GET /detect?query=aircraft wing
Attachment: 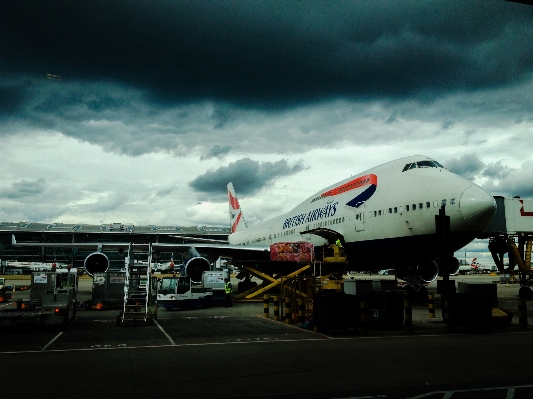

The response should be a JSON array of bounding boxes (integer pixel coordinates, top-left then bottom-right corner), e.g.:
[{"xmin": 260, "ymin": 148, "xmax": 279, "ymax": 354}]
[
  {"xmin": 12, "ymin": 235, "xmax": 145, "ymax": 253},
  {"xmin": 151, "ymin": 242, "xmax": 270, "ymax": 261},
  {"xmin": 169, "ymin": 235, "xmax": 229, "ymax": 244},
  {"xmin": 12, "ymin": 235, "xmax": 270, "ymax": 260}
]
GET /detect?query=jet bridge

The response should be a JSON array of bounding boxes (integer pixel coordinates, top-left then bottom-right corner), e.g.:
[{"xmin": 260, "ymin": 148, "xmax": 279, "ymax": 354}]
[{"xmin": 480, "ymin": 196, "xmax": 533, "ymax": 299}]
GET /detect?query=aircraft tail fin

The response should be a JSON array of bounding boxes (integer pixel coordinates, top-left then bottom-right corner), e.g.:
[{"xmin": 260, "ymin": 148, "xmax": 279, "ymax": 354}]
[{"xmin": 227, "ymin": 182, "xmax": 247, "ymax": 233}]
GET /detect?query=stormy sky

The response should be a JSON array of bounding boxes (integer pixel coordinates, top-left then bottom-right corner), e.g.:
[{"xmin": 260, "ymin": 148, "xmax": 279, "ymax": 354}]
[{"xmin": 1, "ymin": 1, "xmax": 533, "ymax": 266}]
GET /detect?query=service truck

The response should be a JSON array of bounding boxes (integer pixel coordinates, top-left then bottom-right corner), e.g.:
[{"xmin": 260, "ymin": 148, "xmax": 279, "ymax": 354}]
[
  {"xmin": 0, "ymin": 277, "xmax": 12, "ymax": 303},
  {"xmin": 0, "ymin": 268, "xmax": 78, "ymax": 327},
  {"xmin": 157, "ymin": 275, "xmax": 213, "ymax": 310}
]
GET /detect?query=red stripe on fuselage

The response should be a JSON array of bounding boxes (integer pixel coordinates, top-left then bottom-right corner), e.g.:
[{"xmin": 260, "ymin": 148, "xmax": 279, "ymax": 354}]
[{"xmin": 320, "ymin": 174, "xmax": 377, "ymax": 198}]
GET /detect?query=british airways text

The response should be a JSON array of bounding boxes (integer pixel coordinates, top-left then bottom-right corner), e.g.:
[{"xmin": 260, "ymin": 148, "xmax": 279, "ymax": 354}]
[{"xmin": 282, "ymin": 202, "xmax": 338, "ymax": 229}]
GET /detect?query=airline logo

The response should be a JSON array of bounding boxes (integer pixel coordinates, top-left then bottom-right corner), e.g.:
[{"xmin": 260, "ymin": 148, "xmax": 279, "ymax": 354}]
[
  {"xmin": 228, "ymin": 190, "xmax": 242, "ymax": 233},
  {"xmin": 315, "ymin": 173, "xmax": 378, "ymax": 208}
]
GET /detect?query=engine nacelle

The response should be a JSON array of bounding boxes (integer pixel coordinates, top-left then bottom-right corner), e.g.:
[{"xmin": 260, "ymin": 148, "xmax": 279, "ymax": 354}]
[
  {"xmin": 84, "ymin": 252, "xmax": 109, "ymax": 277},
  {"xmin": 437, "ymin": 256, "xmax": 460, "ymax": 277},
  {"xmin": 181, "ymin": 257, "xmax": 210, "ymax": 283},
  {"xmin": 417, "ymin": 261, "xmax": 439, "ymax": 283}
]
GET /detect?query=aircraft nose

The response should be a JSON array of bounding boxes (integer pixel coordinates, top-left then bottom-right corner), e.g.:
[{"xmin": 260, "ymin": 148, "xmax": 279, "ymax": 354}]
[{"xmin": 459, "ymin": 186, "xmax": 496, "ymax": 229}]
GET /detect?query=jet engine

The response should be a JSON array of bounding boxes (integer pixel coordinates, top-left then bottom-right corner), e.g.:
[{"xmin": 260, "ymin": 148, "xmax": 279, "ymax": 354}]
[
  {"xmin": 84, "ymin": 252, "xmax": 109, "ymax": 276},
  {"xmin": 397, "ymin": 261, "xmax": 439, "ymax": 284},
  {"xmin": 181, "ymin": 257, "xmax": 210, "ymax": 284},
  {"xmin": 416, "ymin": 261, "xmax": 439, "ymax": 283},
  {"xmin": 436, "ymin": 256, "xmax": 460, "ymax": 277},
  {"xmin": 180, "ymin": 247, "xmax": 211, "ymax": 283}
]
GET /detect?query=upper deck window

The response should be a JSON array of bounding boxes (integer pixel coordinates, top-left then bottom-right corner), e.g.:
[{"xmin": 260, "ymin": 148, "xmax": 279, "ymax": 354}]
[{"xmin": 402, "ymin": 160, "xmax": 444, "ymax": 172}]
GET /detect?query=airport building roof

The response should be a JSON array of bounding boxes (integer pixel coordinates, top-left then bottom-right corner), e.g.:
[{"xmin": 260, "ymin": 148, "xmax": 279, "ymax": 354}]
[{"xmin": 0, "ymin": 222, "xmax": 230, "ymax": 235}]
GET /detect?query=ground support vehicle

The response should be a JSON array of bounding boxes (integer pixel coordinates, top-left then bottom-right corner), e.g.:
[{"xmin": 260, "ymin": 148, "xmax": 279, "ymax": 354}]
[
  {"xmin": 0, "ymin": 268, "xmax": 78, "ymax": 327},
  {"xmin": 0, "ymin": 289, "xmax": 12, "ymax": 303},
  {"xmin": 201, "ymin": 270, "xmax": 230, "ymax": 305},
  {"xmin": 158, "ymin": 275, "xmax": 213, "ymax": 310},
  {"xmin": 84, "ymin": 271, "xmax": 125, "ymax": 310}
]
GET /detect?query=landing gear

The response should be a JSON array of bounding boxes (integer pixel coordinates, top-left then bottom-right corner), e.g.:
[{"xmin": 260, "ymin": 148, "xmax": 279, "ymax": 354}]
[{"xmin": 403, "ymin": 284, "xmax": 428, "ymax": 304}]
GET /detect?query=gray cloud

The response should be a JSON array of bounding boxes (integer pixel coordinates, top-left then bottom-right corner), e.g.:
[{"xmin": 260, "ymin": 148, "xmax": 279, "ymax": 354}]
[
  {"xmin": 189, "ymin": 158, "xmax": 306, "ymax": 197},
  {"xmin": 482, "ymin": 160, "xmax": 533, "ymax": 198},
  {"xmin": 0, "ymin": 178, "xmax": 47, "ymax": 199},
  {"xmin": 482, "ymin": 160, "xmax": 516, "ymax": 180},
  {"xmin": 444, "ymin": 153, "xmax": 486, "ymax": 181},
  {"xmin": 201, "ymin": 145, "xmax": 232, "ymax": 161}
]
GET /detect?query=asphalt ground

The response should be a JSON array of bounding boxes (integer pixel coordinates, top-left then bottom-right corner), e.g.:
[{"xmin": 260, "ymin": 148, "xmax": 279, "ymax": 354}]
[{"xmin": 0, "ymin": 274, "xmax": 532, "ymax": 399}]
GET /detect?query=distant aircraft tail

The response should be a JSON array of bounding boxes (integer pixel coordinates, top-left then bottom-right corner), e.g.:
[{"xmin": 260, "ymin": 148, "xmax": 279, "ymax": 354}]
[{"xmin": 227, "ymin": 182, "xmax": 247, "ymax": 233}]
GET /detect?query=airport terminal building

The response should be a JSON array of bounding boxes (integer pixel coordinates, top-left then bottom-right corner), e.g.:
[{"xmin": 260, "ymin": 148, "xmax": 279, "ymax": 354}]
[{"xmin": 0, "ymin": 222, "xmax": 230, "ymax": 272}]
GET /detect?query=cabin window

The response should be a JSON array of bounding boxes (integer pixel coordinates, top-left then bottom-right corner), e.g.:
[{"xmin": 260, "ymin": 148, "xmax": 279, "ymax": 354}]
[
  {"xmin": 412, "ymin": 204, "xmax": 416, "ymax": 210},
  {"xmin": 406, "ymin": 205, "xmax": 410, "ymax": 211},
  {"xmin": 378, "ymin": 210, "xmax": 381, "ymax": 216},
  {"xmin": 426, "ymin": 202, "xmax": 430, "ymax": 208},
  {"xmin": 374, "ymin": 211, "xmax": 377, "ymax": 217},
  {"xmin": 342, "ymin": 217, "xmax": 344, "ymax": 222},
  {"xmin": 389, "ymin": 208, "xmax": 392, "ymax": 214},
  {"xmin": 442, "ymin": 199, "xmax": 447, "ymax": 206},
  {"xmin": 394, "ymin": 207, "xmax": 398, "ymax": 213},
  {"xmin": 419, "ymin": 203, "xmax": 423, "ymax": 210},
  {"xmin": 451, "ymin": 198, "xmax": 456, "ymax": 205}
]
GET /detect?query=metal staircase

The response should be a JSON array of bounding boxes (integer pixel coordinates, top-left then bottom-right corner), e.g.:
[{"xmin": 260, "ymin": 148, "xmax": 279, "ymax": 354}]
[{"xmin": 117, "ymin": 243, "xmax": 158, "ymax": 325}]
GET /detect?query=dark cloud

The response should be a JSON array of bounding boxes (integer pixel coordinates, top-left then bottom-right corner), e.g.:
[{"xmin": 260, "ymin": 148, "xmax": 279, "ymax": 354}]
[
  {"xmin": 444, "ymin": 153, "xmax": 486, "ymax": 181},
  {"xmin": 189, "ymin": 158, "xmax": 306, "ymax": 197},
  {"xmin": 482, "ymin": 160, "xmax": 516, "ymax": 180},
  {"xmin": 200, "ymin": 145, "xmax": 232, "ymax": 161},
  {"xmin": 0, "ymin": 84, "xmax": 28, "ymax": 116},
  {"xmin": 0, "ymin": 178, "xmax": 47, "ymax": 199},
  {"xmin": 2, "ymin": 1, "xmax": 533, "ymax": 109}
]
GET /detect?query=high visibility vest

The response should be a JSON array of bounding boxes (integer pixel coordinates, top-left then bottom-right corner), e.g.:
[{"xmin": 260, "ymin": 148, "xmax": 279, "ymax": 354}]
[{"xmin": 225, "ymin": 283, "xmax": 232, "ymax": 294}]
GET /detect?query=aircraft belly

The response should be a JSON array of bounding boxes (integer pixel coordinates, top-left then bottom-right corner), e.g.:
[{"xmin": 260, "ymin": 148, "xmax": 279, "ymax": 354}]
[{"xmin": 345, "ymin": 230, "xmax": 481, "ymax": 268}]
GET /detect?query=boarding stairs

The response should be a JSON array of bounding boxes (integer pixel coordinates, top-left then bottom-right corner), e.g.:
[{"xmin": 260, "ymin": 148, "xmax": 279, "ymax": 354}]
[{"xmin": 117, "ymin": 244, "xmax": 157, "ymax": 325}]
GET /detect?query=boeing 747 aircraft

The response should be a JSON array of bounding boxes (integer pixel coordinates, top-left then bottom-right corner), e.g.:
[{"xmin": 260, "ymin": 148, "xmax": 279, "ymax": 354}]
[{"xmin": 13, "ymin": 155, "xmax": 496, "ymax": 297}]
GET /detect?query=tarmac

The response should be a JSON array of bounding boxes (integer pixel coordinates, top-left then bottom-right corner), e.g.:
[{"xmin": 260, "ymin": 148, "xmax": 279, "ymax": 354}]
[{"xmin": 0, "ymin": 274, "xmax": 532, "ymax": 399}]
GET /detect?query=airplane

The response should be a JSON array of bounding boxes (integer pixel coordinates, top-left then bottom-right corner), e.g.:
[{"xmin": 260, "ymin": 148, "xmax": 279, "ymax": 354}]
[{"xmin": 12, "ymin": 155, "xmax": 497, "ymax": 301}]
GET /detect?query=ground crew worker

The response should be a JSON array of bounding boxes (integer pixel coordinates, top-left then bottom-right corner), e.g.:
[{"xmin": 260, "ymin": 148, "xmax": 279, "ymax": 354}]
[
  {"xmin": 224, "ymin": 278, "xmax": 233, "ymax": 308},
  {"xmin": 335, "ymin": 238, "xmax": 343, "ymax": 248}
]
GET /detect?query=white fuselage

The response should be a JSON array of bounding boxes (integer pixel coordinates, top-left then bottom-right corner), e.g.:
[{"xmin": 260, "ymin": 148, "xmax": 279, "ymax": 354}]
[{"xmin": 228, "ymin": 156, "xmax": 495, "ymax": 266}]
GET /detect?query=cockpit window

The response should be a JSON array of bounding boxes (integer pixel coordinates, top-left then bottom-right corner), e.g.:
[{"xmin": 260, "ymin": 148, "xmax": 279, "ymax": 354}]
[{"xmin": 403, "ymin": 160, "xmax": 445, "ymax": 172}]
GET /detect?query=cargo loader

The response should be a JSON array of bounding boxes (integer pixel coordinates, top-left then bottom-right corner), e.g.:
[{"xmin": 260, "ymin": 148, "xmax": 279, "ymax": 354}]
[{"xmin": 0, "ymin": 268, "xmax": 78, "ymax": 328}]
